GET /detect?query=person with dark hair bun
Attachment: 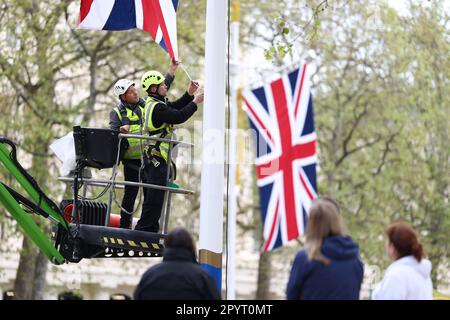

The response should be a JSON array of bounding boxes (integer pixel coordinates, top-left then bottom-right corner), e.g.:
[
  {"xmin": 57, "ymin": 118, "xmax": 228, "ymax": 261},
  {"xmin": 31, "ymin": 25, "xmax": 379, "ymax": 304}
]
[
  {"xmin": 133, "ymin": 227, "xmax": 220, "ymax": 300},
  {"xmin": 372, "ymin": 222, "xmax": 433, "ymax": 300}
]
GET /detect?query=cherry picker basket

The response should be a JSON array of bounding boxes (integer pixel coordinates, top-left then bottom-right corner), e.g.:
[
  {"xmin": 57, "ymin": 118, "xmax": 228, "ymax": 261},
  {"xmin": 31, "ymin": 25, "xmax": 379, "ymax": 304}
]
[{"xmin": 73, "ymin": 126, "xmax": 127, "ymax": 169}]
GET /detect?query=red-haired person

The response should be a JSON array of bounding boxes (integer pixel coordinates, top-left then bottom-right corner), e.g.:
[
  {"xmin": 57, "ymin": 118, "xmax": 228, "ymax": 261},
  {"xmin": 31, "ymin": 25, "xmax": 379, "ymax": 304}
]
[{"xmin": 372, "ymin": 222, "xmax": 433, "ymax": 300}]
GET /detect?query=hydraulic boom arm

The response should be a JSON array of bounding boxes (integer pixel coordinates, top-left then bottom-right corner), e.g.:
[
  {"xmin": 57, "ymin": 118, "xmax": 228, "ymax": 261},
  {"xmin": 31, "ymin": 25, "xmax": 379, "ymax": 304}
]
[{"xmin": 0, "ymin": 137, "xmax": 67, "ymax": 264}]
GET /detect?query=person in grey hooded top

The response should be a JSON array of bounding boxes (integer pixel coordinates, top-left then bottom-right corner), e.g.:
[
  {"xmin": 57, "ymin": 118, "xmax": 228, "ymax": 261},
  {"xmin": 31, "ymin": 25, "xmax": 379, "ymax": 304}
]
[{"xmin": 372, "ymin": 222, "xmax": 433, "ymax": 300}]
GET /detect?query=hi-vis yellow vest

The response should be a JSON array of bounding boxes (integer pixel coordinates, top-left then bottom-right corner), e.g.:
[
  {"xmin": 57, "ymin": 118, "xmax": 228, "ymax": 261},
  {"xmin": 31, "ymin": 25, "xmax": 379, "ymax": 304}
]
[
  {"xmin": 114, "ymin": 105, "xmax": 146, "ymax": 160},
  {"xmin": 143, "ymin": 97, "xmax": 173, "ymax": 162}
]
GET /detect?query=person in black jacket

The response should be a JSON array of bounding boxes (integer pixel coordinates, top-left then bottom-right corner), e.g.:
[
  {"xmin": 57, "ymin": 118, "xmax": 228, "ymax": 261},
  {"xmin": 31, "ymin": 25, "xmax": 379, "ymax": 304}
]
[
  {"xmin": 109, "ymin": 60, "xmax": 178, "ymax": 229},
  {"xmin": 133, "ymin": 227, "xmax": 221, "ymax": 300},
  {"xmin": 134, "ymin": 70, "xmax": 203, "ymax": 232}
]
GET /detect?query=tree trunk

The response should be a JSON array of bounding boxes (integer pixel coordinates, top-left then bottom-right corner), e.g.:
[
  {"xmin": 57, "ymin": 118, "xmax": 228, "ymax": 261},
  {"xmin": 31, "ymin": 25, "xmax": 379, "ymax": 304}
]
[
  {"xmin": 13, "ymin": 236, "xmax": 38, "ymax": 300},
  {"xmin": 14, "ymin": 141, "xmax": 51, "ymax": 300},
  {"xmin": 32, "ymin": 250, "xmax": 49, "ymax": 300},
  {"xmin": 255, "ymin": 251, "xmax": 272, "ymax": 299},
  {"xmin": 249, "ymin": 155, "xmax": 274, "ymax": 299},
  {"xmin": 32, "ymin": 221, "xmax": 51, "ymax": 300}
]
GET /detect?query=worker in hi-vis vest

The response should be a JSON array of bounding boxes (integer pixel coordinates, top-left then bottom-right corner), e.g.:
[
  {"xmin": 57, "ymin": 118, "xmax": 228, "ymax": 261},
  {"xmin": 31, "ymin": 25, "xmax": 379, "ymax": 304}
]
[
  {"xmin": 109, "ymin": 60, "xmax": 179, "ymax": 229},
  {"xmin": 136, "ymin": 70, "xmax": 203, "ymax": 232}
]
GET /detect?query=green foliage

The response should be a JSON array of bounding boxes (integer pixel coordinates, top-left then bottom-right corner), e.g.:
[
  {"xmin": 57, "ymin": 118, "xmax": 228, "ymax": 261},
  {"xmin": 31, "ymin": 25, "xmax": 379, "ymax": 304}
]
[
  {"xmin": 0, "ymin": 0, "xmax": 207, "ymax": 298},
  {"xmin": 240, "ymin": 0, "xmax": 450, "ymax": 292},
  {"xmin": 304, "ymin": 0, "xmax": 449, "ymax": 286},
  {"xmin": 260, "ymin": 0, "xmax": 336, "ymax": 61}
]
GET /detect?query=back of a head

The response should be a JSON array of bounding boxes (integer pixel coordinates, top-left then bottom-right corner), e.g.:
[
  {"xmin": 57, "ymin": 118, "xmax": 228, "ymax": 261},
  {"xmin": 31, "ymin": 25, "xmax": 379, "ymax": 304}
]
[
  {"xmin": 386, "ymin": 222, "xmax": 425, "ymax": 262},
  {"xmin": 165, "ymin": 227, "xmax": 196, "ymax": 255},
  {"xmin": 306, "ymin": 196, "xmax": 346, "ymax": 264}
]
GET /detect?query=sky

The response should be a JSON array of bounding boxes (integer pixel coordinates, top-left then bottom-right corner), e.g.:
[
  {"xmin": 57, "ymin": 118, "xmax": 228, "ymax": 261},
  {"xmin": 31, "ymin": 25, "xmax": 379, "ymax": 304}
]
[
  {"xmin": 389, "ymin": 0, "xmax": 450, "ymax": 15},
  {"xmin": 241, "ymin": 0, "xmax": 449, "ymax": 89}
]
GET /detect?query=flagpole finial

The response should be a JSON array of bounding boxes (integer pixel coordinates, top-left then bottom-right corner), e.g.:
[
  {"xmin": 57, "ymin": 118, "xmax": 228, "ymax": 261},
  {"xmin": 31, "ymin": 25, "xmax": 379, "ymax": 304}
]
[{"xmin": 232, "ymin": 0, "xmax": 240, "ymax": 22}]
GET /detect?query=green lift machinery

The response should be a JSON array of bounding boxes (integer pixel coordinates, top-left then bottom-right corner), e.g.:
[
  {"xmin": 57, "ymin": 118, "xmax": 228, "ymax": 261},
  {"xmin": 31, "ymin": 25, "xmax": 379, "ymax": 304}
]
[{"xmin": 0, "ymin": 126, "xmax": 193, "ymax": 264}]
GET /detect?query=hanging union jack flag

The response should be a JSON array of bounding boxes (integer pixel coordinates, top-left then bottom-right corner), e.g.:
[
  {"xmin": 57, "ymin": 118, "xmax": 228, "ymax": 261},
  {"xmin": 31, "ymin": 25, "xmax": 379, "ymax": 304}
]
[
  {"xmin": 243, "ymin": 63, "xmax": 318, "ymax": 252},
  {"xmin": 78, "ymin": 0, "xmax": 179, "ymax": 60}
]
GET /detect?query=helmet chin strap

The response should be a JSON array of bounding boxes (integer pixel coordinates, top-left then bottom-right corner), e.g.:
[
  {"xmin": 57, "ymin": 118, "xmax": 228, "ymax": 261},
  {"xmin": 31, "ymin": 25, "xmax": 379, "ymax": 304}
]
[
  {"xmin": 148, "ymin": 84, "xmax": 166, "ymax": 100},
  {"xmin": 148, "ymin": 91, "xmax": 167, "ymax": 105},
  {"xmin": 149, "ymin": 93, "xmax": 166, "ymax": 103}
]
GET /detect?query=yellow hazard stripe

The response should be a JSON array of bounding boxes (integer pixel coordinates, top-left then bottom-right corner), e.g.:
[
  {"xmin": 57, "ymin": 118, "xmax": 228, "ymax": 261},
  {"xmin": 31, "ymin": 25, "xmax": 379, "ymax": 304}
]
[
  {"xmin": 127, "ymin": 240, "xmax": 138, "ymax": 247},
  {"xmin": 103, "ymin": 237, "xmax": 163, "ymax": 250}
]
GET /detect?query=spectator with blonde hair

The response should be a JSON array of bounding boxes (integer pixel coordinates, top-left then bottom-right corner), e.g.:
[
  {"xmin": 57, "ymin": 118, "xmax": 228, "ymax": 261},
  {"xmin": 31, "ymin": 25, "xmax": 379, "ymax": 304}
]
[
  {"xmin": 286, "ymin": 196, "xmax": 364, "ymax": 300},
  {"xmin": 372, "ymin": 222, "xmax": 433, "ymax": 300}
]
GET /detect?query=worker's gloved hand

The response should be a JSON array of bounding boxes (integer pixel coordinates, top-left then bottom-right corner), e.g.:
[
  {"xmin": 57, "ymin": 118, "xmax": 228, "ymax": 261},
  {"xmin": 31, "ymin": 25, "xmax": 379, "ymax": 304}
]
[
  {"xmin": 193, "ymin": 92, "xmax": 204, "ymax": 105},
  {"xmin": 188, "ymin": 80, "xmax": 200, "ymax": 96},
  {"xmin": 119, "ymin": 125, "xmax": 130, "ymax": 133},
  {"xmin": 168, "ymin": 58, "xmax": 180, "ymax": 76}
]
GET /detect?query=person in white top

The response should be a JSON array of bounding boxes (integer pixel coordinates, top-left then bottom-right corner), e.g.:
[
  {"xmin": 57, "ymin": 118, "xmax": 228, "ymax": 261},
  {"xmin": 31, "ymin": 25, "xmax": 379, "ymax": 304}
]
[{"xmin": 372, "ymin": 222, "xmax": 433, "ymax": 300}]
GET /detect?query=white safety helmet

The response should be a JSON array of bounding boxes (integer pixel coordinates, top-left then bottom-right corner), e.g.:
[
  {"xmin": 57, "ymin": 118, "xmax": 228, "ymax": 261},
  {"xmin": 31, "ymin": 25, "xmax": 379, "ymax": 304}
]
[{"xmin": 114, "ymin": 79, "xmax": 135, "ymax": 98}]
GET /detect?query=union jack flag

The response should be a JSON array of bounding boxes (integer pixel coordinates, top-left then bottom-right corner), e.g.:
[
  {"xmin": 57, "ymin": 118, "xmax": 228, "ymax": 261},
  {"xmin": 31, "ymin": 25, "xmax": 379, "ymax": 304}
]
[
  {"xmin": 242, "ymin": 63, "xmax": 318, "ymax": 252},
  {"xmin": 79, "ymin": 0, "xmax": 179, "ymax": 60}
]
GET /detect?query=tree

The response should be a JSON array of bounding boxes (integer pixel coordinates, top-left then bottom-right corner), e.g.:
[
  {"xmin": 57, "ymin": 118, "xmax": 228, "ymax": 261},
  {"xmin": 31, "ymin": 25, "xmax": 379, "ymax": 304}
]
[
  {"xmin": 1, "ymin": 0, "xmax": 78, "ymax": 300},
  {"xmin": 0, "ymin": 0, "xmax": 208, "ymax": 299},
  {"xmin": 238, "ymin": 0, "xmax": 450, "ymax": 296}
]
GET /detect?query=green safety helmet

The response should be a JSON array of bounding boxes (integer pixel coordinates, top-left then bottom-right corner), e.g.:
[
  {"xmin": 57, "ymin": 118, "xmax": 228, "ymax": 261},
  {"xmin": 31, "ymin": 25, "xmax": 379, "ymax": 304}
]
[{"xmin": 141, "ymin": 70, "xmax": 165, "ymax": 92}]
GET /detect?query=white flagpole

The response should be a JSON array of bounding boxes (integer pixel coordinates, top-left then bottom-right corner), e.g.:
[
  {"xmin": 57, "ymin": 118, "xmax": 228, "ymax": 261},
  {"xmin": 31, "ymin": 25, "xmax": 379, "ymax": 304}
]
[
  {"xmin": 199, "ymin": 0, "xmax": 228, "ymax": 295},
  {"xmin": 227, "ymin": 0, "xmax": 240, "ymax": 300}
]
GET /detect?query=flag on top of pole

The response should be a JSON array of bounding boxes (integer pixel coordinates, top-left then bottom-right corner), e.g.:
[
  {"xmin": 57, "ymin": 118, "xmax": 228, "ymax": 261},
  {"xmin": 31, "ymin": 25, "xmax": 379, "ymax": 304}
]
[
  {"xmin": 79, "ymin": 0, "xmax": 179, "ymax": 60},
  {"xmin": 242, "ymin": 62, "xmax": 318, "ymax": 252}
]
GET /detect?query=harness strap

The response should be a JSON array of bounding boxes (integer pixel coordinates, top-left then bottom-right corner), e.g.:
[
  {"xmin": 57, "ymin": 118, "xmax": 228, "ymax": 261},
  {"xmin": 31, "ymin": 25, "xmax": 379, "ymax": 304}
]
[{"xmin": 117, "ymin": 103, "xmax": 143, "ymax": 126}]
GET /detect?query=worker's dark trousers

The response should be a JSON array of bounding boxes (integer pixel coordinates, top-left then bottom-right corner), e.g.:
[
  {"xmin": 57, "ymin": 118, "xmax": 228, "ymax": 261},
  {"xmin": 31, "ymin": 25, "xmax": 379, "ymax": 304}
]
[
  {"xmin": 120, "ymin": 159, "xmax": 145, "ymax": 229},
  {"xmin": 135, "ymin": 156, "xmax": 167, "ymax": 233}
]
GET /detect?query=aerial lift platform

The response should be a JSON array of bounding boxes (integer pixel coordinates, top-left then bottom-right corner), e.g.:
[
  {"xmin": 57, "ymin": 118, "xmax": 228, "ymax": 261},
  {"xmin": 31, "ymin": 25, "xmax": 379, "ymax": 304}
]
[{"xmin": 0, "ymin": 126, "xmax": 193, "ymax": 264}]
